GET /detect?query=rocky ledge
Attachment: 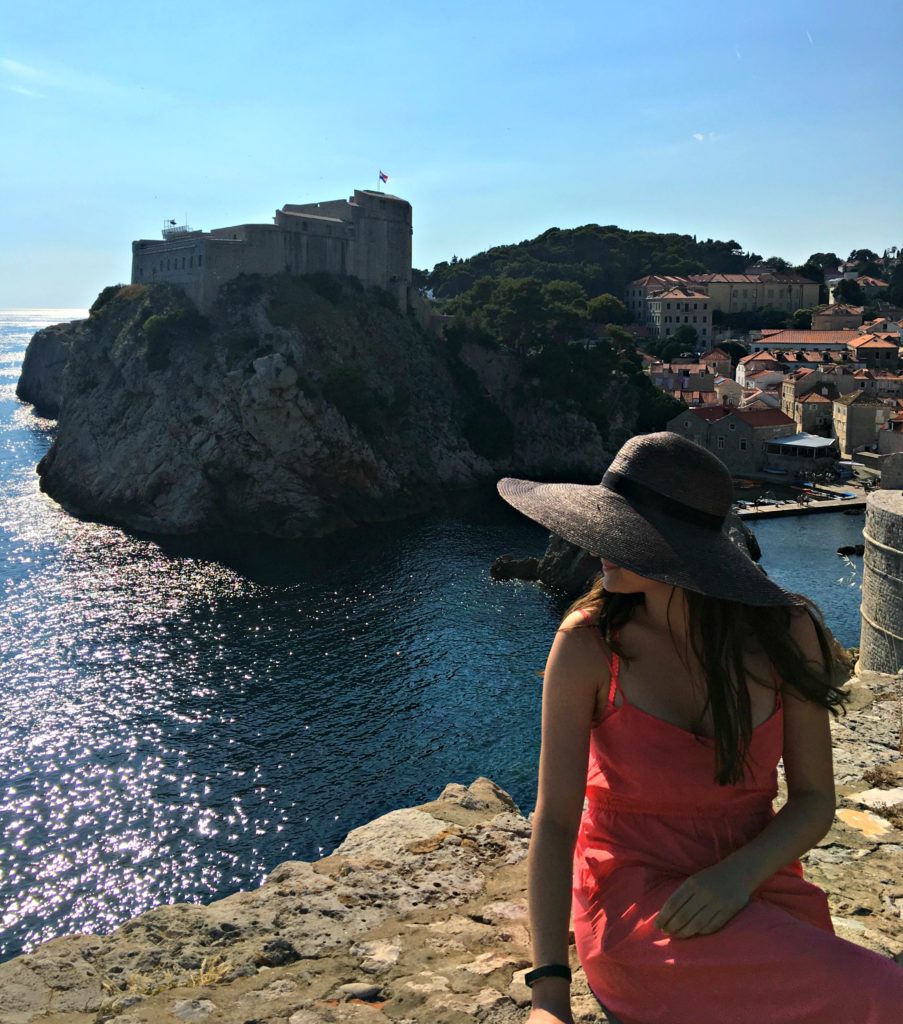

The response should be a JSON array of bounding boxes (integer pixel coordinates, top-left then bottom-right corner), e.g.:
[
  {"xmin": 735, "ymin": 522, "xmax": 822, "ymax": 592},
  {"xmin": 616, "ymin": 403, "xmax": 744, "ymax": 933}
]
[
  {"xmin": 1, "ymin": 670, "xmax": 901, "ymax": 1024},
  {"xmin": 17, "ymin": 278, "xmax": 637, "ymax": 539}
]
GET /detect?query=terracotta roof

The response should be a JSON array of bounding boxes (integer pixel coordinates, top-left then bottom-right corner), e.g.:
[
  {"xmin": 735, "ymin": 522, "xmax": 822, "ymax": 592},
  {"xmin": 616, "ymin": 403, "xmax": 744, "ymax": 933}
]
[
  {"xmin": 689, "ymin": 407, "xmax": 731, "ymax": 423},
  {"xmin": 739, "ymin": 351, "xmax": 780, "ymax": 364},
  {"xmin": 650, "ymin": 287, "xmax": 710, "ymax": 301},
  {"xmin": 731, "ymin": 409, "xmax": 795, "ymax": 428},
  {"xmin": 857, "ymin": 276, "xmax": 888, "ymax": 288},
  {"xmin": 759, "ymin": 330, "xmax": 857, "ymax": 344},
  {"xmin": 799, "ymin": 392, "xmax": 832, "ymax": 404},
  {"xmin": 700, "ymin": 347, "xmax": 730, "ymax": 358},
  {"xmin": 689, "ymin": 273, "xmax": 762, "ymax": 284},
  {"xmin": 628, "ymin": 275, "xmax": 686, "ymax": 288},
  {"xmin": 835, "ymin": 391, "xmax": 889, "ymax": 408},
  {"xmin": 688, "ymin": 272, "xmax": 814, "ymax": 286},
  {"xmin": 748, "ymin": 368, "xmax": 781, "ymax": 379},
  {"xmin": 670, "ymin": 390, "xmax": 720, "ymax": 404},
  {"xmin": 847, "ymin": 334, "xmax": 898, "ymax": 349},
  {"xmin": 820, "ymin": 304, "xmax": 863, "ymax": 315}
]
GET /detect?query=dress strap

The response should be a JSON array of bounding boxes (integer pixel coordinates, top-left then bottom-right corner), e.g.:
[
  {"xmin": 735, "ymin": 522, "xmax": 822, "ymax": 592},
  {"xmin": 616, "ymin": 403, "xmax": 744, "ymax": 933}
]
[{"xmin": 769, "ymin": 661, "xmax": 784, "ymax": 710}]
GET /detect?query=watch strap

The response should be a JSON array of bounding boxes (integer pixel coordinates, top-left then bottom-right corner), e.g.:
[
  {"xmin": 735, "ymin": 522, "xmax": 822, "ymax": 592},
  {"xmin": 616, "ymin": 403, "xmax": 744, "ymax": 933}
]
[{"xmin": 524, "ymin": 963, "xmax": 572, "ymax": 987}]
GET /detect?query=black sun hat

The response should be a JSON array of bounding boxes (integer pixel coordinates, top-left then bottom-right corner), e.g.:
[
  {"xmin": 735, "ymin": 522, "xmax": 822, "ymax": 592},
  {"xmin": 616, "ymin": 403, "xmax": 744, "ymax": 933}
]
[{"xmin": 497, "ymin": 431, "xmax": 802, "ymax": 607}]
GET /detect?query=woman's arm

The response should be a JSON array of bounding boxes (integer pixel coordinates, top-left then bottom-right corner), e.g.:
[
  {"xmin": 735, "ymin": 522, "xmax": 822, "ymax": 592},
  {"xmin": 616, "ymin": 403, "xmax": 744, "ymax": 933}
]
[
  {"xmin": 656, "ymin": 609, "xmax": 837, "ymax": 939},
  {"xmin": 527, "ymin": 611, "xmax": 607, "ymax": 1021}
]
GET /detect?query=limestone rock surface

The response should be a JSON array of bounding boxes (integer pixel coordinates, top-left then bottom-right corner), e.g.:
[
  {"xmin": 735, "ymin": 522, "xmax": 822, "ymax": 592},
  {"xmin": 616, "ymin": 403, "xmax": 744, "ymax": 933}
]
[
  {"xmin": 0, "ymin": 671, "xmax": 900, "ymax": 1024},
  {"xmin": 15, "ymin": 320, "xmax": 80, "ymax": 417},
  {"xmin": 18, "ymin": 279, "xmax": 616, "ymax": 540}
]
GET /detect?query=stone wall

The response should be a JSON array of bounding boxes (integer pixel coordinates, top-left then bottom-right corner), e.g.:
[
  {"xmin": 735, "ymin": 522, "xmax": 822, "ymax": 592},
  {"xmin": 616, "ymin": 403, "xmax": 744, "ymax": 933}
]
[
  {"xmin": 132, "ymin": 191, "xmax": 413, "ymax": 314},
  {"xmin": 860, "ymin": 488, "xmax": 903, "ymax": 672}
]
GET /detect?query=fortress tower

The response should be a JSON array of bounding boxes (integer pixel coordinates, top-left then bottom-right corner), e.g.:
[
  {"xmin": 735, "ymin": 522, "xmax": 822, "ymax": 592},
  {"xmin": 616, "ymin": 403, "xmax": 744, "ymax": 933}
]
[{"xmin": 131, "ymin": 190, "xmax": 413, "ymax": 313}]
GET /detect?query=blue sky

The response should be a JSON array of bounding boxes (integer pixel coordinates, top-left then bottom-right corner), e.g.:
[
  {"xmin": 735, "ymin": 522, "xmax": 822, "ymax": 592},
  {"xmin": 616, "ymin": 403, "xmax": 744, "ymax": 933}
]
[{"xmin": 2, "ymin": 0, "xmax": 901, "ymax": 307}]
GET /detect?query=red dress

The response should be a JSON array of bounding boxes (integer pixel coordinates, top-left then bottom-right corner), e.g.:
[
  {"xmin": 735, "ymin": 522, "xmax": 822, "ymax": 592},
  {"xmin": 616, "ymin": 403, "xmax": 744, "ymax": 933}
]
[{"xmin": 571, "ymin": 612, "xmax": 903, "ymax": 1024}]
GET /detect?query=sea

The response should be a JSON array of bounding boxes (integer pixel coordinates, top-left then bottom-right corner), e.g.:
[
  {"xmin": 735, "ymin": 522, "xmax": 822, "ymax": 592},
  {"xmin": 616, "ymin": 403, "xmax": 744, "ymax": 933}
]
[{"xmin": 0, "ymin": 309, "xmax": 868, "ymax": 961}]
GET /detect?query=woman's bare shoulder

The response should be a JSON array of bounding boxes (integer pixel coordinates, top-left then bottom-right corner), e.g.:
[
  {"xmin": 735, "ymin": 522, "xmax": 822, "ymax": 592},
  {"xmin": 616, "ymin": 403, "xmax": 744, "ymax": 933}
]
[
  {"xmin": 558, "ymin": 607, "xmax": 596, "ymax": 629},
  {"xmin": 554, "ymin": 608, "xmax": 611, "ymax": 672}
]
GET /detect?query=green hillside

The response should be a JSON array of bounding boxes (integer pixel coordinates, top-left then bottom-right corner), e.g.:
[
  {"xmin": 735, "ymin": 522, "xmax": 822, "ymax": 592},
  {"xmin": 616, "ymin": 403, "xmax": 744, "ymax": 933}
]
[{"xmin": 427, "ymin": 224, "xmax": 761, "ymax": 301}]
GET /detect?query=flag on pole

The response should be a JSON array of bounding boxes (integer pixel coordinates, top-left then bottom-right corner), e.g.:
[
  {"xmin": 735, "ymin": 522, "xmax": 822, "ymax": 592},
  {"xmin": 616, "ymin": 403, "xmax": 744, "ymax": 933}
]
[{"xmin": 379, "ymin": 170, "xmax": 388, "ymax": 183}]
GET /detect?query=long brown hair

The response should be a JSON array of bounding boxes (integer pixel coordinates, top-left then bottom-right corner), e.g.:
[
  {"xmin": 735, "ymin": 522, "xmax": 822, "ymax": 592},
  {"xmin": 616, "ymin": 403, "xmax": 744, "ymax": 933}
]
[{"xmin": 565, "ymin": 577, "xmax": 851, "ymax": 785}]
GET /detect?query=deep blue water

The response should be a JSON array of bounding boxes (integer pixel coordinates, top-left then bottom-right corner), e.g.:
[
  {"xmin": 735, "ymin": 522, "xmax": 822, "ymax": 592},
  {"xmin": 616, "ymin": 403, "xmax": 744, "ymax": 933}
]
[{"xmin": 0, "ymin": 310, "xmax": 866, "ymax": 961}]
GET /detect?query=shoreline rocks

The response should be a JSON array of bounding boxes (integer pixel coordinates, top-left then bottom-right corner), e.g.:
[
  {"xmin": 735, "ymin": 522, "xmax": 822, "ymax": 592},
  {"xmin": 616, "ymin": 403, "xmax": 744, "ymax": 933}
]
[
  {"xmin": 15, "ymin": 320, "xmax": 80, "ymax": 417},
  {"xmin": 1, "ymin": 671, "xmax": 900, "ymax": 1024}
]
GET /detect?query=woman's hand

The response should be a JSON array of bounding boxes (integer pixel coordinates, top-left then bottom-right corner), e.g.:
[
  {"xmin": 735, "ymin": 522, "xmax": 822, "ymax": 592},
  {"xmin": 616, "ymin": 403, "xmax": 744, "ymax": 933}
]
[{"xmin": 654, "ymin": 861, "xmax": 753, "ymax": 939}]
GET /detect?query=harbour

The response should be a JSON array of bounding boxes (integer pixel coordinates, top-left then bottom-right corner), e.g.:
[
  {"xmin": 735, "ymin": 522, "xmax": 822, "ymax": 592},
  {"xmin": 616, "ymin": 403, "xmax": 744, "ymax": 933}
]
[{"xmin": 0, "ymin": 310, "xmax": 870, "ymax": 961}]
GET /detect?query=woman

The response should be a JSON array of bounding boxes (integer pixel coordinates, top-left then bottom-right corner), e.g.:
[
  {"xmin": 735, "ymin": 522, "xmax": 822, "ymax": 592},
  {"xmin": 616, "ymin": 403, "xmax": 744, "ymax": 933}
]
[{"xmin": 497, "ymin": 432, "xmax": 903, "ymax": 1024}]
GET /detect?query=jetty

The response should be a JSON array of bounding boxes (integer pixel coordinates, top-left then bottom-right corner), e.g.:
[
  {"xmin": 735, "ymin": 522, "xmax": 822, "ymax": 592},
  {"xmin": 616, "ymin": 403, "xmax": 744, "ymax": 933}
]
[{"xmin": 736, "ymin": 493, "xmax": 867, "ymax": 520}]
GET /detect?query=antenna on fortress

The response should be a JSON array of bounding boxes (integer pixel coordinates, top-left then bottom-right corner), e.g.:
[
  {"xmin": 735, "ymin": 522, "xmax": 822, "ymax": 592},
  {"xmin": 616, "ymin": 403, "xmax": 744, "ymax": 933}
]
[{"xmin": 162, "ymin": 217, "xmax": 192, "ymax": 240}]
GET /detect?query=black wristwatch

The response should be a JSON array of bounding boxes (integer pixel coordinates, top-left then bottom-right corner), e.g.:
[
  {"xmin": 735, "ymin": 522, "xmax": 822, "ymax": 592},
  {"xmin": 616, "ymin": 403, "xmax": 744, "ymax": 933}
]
[{"xmin": 524, "ymin": 963, "xmax": 572, "ymax": 987}]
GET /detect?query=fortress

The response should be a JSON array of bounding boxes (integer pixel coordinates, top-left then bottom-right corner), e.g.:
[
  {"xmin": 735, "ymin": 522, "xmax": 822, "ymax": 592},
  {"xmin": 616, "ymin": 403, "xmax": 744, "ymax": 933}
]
[{"xmin": 131, "ymin": 189, "xmax": 413, "ymax": 313}]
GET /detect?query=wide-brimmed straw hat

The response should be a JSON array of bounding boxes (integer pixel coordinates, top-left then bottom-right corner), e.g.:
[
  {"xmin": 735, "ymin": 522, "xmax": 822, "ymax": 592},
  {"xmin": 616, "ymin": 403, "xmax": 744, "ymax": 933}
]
[{"xmin": 497, "ymin": 431, "xmax": 801, "ymax": 606}]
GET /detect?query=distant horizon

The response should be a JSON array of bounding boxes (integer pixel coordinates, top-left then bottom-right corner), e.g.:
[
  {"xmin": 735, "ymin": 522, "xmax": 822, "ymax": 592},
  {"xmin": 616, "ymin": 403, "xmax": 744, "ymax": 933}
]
[{"xmin": 3, "ymin": 0, "xmax": 901, "ymax": 306}]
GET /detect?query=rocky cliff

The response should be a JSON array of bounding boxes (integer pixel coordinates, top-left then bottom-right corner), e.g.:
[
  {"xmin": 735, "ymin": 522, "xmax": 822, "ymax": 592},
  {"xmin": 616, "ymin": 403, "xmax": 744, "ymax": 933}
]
[
  {"xmin": 1, "ymin": 668, "xmax": 900, "ymax": 1024},
  {"xmin": 19, "ymin": 277, "xmax": 623, "ymax": 539},
  {"xmin": 15, "ymin": 321, "xmax": 80, "ymax": 418}
]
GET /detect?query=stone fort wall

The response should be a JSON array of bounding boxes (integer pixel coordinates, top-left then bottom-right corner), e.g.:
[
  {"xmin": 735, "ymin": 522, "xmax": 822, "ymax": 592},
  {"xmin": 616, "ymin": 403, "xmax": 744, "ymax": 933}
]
[
  {"xmin": 131, "ymin": 190, "xmax": 413, "ymax": 313},
  {"xmin": 860, "ymin": 480, "xmax": 903, "ymax": 673}
]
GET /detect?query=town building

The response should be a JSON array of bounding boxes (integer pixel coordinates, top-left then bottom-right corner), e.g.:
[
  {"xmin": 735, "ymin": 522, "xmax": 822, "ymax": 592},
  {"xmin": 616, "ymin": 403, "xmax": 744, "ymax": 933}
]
[
  {"xmin": 856, "ymin": 276, "xmax": 889, "ymax": 297},
  {"xmin": 736, "ymin": 352, "xmax": 784, "ymax": 386},
  {"xmin": 623, "ymin": 276, "xmax": 686, "ymax": 323},
  {"xmin": 811, "ymin": 304, "xmax": 863, "ymax": 330},
  {"xmin": 685, "ymin": 273, "xmax": 821, "ymax": 314},
  {"xmin": 646, "ymin": 287, "xmax": 711, "ymax": 340},
  {"xmin": 792, "ymin": 389, "xmax": 837, "ymax": 436},
  {"xmin": 833, "ymin": 392, "xmax": 895, "ymax": 457},
  {"xmin": 714, "ymin": 376, "xmax": 744, "ymax": 406},
  {"xmin": 859, "ymin": 317, "xmax": 903, "ymax": 338},
  {"xmin": 131, "ymin": 189, "xmax": 414, "ymax": 313},
  {"xmin": 745, "ymin": 367, "xmax": 786, "ymax": 391},
  {"xmin": 878, "ymin": 413, "xmax": 903, "ymax": 455},
  {"xmin": 780, "ymin": 367, "xmax": 859, "ymax": 420},
  {"xmin": 647, "ymin": 361, "xmax": 714, "ymax": 393},
  {"xmin": 666, "ymin": 406, "xmax": 797, "ymax": 474},
  {"xmin": 748, "ymin": 329, "xmax": 858, "ymax": 354},
  {"xmin": 699, "ymin": 347, "xmax": 732, "ymax": 377},
  {"xmin": 740, "ymin": 388, "xmax": 782, "ymax": 410},
  {"xmin": 763, "ymin": 434, "xmax": 839, "ymax": 474},
  {"xmin": 852, "ymin": 370, "xmax": 903, "ymax": 400},
  {"xmin": 625, "ymin": 272, "xmax": 820, "ymax": 326},
  {"xmin": 846, "ymin": 334, "xmax": 901, "ymax": 371}
]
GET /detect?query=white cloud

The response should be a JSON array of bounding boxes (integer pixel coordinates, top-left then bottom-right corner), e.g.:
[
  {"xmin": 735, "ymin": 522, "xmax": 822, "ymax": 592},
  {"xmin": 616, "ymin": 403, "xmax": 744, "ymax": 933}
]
[
  {"xmin": 8, "ymin": 84, "xmax": 42, "ymax": 98},
  {"xmin": 692, "ymin": 133, "xmax": 705, "ymax": 142},
  {"xmin": 1, "ymin": 58, "xmax": 44, "ymax": 80},
  {"xmin": 1, "ymin": 55, "xmax": 167, "ymax": 106}
]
